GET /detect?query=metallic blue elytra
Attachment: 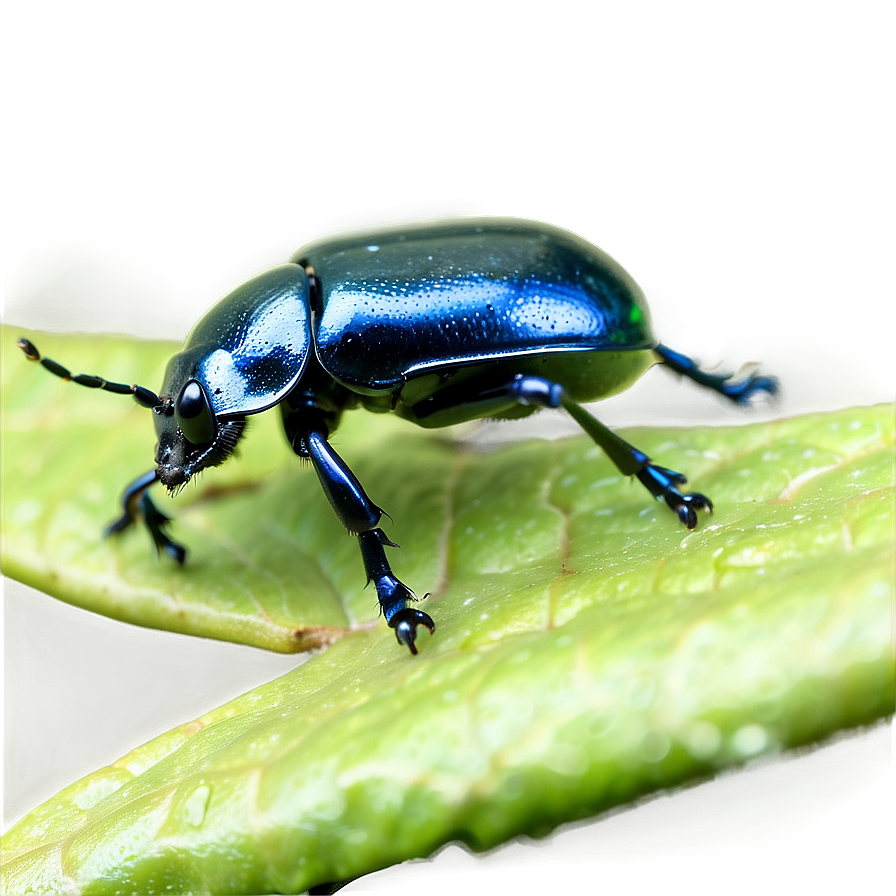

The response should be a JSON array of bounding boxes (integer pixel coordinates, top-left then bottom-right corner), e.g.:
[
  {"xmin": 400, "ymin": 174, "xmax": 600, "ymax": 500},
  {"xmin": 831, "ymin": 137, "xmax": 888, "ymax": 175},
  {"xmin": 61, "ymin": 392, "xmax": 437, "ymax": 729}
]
[
  {"xmin": 17, "ymin": 217, "xmax": 778, "ymax": 654},
  {"xmin": 294, "ymin": 219, "xmax": 653, "ymax": 393}
]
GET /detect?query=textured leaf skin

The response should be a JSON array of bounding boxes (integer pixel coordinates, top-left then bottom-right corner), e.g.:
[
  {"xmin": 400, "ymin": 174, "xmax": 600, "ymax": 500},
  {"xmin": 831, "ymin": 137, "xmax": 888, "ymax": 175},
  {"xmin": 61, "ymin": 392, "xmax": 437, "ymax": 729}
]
[
  {"xmin": 2, "ymin": 328, "xmax": 894, "ymax": 894},
  {"xmin": 2, "ymin": 328, "xmax": 455, "ymax": 650}
]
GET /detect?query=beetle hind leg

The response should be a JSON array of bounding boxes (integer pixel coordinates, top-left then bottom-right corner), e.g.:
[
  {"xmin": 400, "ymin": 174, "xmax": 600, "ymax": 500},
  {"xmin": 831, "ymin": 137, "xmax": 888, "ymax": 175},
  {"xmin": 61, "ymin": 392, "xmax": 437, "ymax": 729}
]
[{"xmin": 656, "ymin": 343, "xmax": 778, "ymax": 405}]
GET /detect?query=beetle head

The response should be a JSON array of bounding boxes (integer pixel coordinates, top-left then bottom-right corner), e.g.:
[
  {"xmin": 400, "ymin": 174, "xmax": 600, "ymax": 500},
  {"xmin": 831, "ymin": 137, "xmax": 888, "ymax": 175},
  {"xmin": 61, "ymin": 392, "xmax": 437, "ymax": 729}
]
[
  {"xmin": 153, "ymin": 378, "xmax": 246, "ymax": 492},
  {"xmin": 147, "ymin": 263, "xmax": 316, "ymax": 491}
]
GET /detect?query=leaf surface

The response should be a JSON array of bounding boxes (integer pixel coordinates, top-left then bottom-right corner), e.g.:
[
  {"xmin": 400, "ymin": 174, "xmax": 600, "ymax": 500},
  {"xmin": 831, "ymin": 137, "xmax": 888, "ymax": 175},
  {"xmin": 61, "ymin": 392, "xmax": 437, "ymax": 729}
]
[{"xmin": 2, "ymin": 328, "xmax": 893, "ymax": 894}]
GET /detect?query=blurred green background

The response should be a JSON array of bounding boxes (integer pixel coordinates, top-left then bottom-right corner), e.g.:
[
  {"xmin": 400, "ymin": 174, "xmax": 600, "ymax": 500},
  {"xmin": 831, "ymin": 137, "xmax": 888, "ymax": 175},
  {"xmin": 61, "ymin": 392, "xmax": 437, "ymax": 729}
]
[{"xmin": 0, "ymin": 0, "xmax": 896, "ymax": 892}]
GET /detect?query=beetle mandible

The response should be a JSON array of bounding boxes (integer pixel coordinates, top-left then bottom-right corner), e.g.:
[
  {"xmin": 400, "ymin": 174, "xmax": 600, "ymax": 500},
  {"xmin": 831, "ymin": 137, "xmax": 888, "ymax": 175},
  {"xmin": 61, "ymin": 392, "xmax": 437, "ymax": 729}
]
[{"xmin": 18, "ymin": 218, "xmax": 777, "ymax": 654}]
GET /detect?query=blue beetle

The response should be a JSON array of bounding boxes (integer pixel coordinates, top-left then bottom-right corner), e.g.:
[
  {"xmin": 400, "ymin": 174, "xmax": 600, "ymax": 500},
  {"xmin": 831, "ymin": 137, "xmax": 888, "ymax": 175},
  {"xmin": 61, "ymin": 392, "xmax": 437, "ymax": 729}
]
[{"xmin": 18, "ymin": 218, "xmax": 777, "ymax": 653}]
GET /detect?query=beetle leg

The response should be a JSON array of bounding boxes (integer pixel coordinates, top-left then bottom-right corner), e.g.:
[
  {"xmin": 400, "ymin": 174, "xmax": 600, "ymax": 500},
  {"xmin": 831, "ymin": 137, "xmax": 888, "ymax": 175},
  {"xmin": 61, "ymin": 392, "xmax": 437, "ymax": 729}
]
[
  {"xmin": 499, "ymin": 376, "xmax": 714, "ymax": 530},
  {"xmin": 104, "ymin": 469, "xmax": 187, "ymax": 563},
  {"xmin": 555, "ymin": 388, "xmax": 713, "ymax": 530},
  {"xmin": 359, "ymin": 530, "xmax": 435, "ymax": 655},
  {"xmin": 298, "ymin": 429, "xmax": 434, "ymax": 654},
  {"xmin": 656, "ymin": 344, "xmax": 779, "ymax": 405},
  {"xmin": 408, "ymin": 373, "xmax": 713, "ymax": 529}
]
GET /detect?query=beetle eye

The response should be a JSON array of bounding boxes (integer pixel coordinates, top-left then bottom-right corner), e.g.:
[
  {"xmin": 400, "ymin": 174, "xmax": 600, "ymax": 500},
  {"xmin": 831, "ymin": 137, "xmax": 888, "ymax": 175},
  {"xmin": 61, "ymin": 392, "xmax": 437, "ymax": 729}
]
[{"xmin": 175, "ymin": 380, "xmax": 217, "ymax": 445}]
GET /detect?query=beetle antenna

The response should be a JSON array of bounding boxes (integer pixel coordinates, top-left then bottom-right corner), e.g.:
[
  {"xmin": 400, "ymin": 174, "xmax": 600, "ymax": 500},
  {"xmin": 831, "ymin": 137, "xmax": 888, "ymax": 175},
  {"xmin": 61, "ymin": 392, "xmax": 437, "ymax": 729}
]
[{"xmin": 17, "ymin": 337, "xmax": 162, "ymax": 408}]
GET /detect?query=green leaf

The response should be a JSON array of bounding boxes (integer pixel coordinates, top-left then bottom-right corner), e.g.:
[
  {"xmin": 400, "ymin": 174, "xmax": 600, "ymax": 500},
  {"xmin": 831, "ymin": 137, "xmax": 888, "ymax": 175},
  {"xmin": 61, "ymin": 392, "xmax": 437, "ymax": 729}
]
[{"xmin": 2, "ymin": 327, "xmax": 893, "ymax": 894}]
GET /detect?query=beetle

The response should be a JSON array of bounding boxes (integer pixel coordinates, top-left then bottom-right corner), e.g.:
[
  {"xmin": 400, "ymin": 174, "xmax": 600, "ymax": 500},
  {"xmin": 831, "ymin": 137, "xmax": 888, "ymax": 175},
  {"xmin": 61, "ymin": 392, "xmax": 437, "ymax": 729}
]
[{"xmin": 18, "ymin": 217, "xmax": 777, "ymax": 654}]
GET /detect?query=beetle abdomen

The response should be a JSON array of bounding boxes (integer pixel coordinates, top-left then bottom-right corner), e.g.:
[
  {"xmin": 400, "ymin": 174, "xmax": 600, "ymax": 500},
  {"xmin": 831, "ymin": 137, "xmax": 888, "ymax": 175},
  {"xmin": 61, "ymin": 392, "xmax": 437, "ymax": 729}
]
[{"xmin": 295, "ymin": 218, "xmax": 655, "ymax": 394}]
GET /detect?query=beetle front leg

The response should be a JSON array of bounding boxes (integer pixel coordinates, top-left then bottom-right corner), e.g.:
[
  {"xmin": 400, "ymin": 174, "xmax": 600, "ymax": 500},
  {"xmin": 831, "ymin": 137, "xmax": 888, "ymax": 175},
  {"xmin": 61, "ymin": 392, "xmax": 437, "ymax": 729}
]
[
  {"xmin": 104, "ymin": 470, "xmax": 187, "ymax": 563},
  {"xmin": 297, "ymin": 429, "xmax": 434, "ymax": 654}
]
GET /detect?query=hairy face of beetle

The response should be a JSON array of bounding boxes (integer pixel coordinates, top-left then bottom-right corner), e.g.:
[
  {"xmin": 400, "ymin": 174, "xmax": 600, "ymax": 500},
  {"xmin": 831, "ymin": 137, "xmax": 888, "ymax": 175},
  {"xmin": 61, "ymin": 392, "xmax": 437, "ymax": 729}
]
[{"xmin": 153, "ymin": 411, "xmax": 246, "ymax": 493}]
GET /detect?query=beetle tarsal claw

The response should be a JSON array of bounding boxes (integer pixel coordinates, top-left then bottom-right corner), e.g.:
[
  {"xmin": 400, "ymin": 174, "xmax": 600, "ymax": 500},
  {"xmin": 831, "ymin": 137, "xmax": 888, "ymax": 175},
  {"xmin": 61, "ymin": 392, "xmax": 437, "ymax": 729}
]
[
  {"xmin": 672, "ymin": 492, "xmax": 713, "ymax": 530},
  {"xmin": 635, "ymin": 463, "xmax": 713, "ymax": 530},
  {"xmin": 389, "ymin": 608, "xmax": 436, "ymax": 655}
]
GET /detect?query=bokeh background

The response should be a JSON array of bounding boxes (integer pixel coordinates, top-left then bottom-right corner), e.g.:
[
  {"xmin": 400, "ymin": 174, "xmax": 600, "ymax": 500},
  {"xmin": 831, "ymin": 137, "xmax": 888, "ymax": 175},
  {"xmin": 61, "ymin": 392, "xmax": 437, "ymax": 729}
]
[{"xmin": 4, "ymin": 2, "xmax": 894, "ymax": 893}]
